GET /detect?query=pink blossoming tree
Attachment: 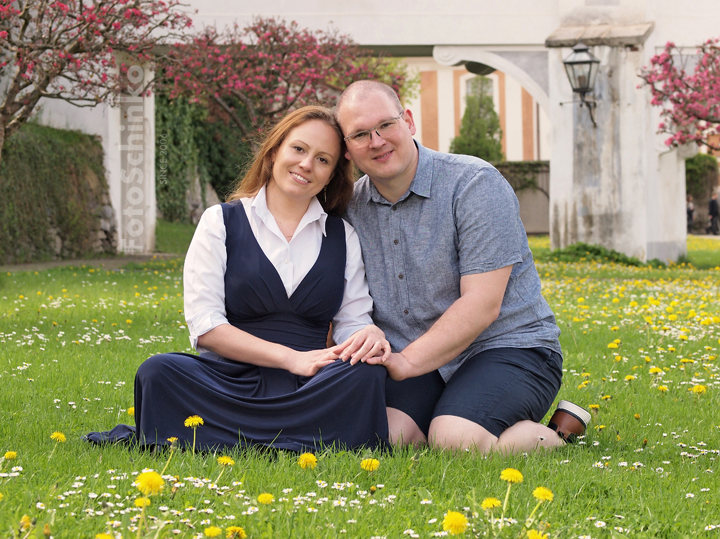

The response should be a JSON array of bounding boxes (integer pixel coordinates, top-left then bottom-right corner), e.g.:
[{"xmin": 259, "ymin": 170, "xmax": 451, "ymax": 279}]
[
  {"xmin": 639, "ymin": 38, "xmax": 720, "ymax": 151},
  {"xmin": 0, "ymin": 0, "xmax": 192, "ymax": 164},
  {"xmin": 160, "ymin": 17, "xmax": 412, "ymax": 143}
]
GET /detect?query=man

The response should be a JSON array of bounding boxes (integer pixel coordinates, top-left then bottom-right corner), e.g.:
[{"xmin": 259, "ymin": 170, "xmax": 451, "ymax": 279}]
[
  {"xmin": 335, "ymin": 80, "xmax": 588, "ymax": 453},
  {"xmin": 708, "ymin": 192, "xmax": 719, "ymax": 235}
]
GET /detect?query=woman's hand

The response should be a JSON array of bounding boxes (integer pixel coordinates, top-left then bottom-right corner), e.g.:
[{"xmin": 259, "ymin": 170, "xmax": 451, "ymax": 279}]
[
  {"xmin": 332, "ymin": 325, "xmax": 391, "ymax": 365},
  {"xmin": 285, "ymin": 348, "xmax": 340, "ymax": 377}
]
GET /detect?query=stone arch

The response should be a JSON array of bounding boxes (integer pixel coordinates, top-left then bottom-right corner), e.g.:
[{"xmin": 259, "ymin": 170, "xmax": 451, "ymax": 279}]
[{"xmin": 433, "ymin": 46, "xmax": 550, "ymax": 115}]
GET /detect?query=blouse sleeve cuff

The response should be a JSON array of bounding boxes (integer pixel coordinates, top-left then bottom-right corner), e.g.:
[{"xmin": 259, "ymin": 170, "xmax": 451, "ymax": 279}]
[
  {"xmin": 332, "ymin": 317, "xmax": 373, "ymax": 347},
  {"xmin": 187, "ymin": 310, "xmax": 230, "ymax": 350}
]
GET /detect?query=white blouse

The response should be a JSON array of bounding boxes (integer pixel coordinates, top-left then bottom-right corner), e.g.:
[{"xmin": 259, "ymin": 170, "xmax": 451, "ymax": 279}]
[{"xmin": 183, "ymin": 186, "xmax": 374, "ymax": 352}]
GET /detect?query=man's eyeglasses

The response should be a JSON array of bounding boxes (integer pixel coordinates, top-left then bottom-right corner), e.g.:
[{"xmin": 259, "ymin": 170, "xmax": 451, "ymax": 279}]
[{"xmin": 343, "ymin": 112, "xmax": 404, "ymax": 149}]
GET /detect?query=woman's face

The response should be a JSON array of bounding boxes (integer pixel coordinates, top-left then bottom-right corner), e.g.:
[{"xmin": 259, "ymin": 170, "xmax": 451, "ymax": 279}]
[{"xmin": 268, "ymin": 119, "xmax": 341, "ymax": 207}]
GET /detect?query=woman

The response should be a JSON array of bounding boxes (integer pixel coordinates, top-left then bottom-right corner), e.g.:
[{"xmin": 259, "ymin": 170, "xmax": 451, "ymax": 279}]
[{"xmin": 88, "ymin": 106, "xmax": 390, "ymax": 451}]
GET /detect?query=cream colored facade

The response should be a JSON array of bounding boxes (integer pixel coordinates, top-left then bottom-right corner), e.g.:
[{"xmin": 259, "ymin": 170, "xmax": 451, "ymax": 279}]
[{"xmin": 402, "ymin": 58, "xmax": 552, "ymax": 161}]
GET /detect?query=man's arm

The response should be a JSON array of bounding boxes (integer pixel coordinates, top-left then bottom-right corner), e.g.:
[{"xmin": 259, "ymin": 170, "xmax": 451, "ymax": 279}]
[{"xmin": 364, "ymin": 265, "xmax": 512, "ymax": 380}]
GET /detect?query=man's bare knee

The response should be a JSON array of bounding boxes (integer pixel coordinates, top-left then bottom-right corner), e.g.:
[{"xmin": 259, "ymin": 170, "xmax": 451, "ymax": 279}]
[
  {"xmin": 387, "ymin": 407, "xmax": 426, "ymax": 447},
  {"xmin": 496, "ymin": 420, "xmax": 565, "ymax": 454},
  {"xmin": 429, "ymin": 415, "xmax": 497, "ymax": 453}
]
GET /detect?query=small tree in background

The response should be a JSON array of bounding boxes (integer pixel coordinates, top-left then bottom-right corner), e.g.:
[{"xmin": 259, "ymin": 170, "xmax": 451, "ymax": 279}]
[
  {"xmin": 0, "ymin": 0, "xmax": 192, "ymax": 168},
  {"xmin": 450, "ymin": 76, "xmax": 503, "ymax": 162},
  {"xmin": 160, "ymin": 17, "xmax": 413, "ymax": 145},
  {"xmin": 639, "ymin": 38, "xmax": 720, "ymax": 151}
]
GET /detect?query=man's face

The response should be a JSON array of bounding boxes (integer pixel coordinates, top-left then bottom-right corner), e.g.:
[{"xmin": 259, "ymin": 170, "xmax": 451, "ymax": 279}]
[{"xmin": 336, "ymin": 90, "xmax": 418, "ymax": 185}]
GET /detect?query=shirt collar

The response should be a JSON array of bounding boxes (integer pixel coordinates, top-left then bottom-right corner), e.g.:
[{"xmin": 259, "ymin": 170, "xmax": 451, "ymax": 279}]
[
  {"xmin": 366, "ymin": 140, "xmax": 433, "ymax": 204},
  {"xmin": 251, "ymin": 184, "xmax": 329, "ymax": 236}
]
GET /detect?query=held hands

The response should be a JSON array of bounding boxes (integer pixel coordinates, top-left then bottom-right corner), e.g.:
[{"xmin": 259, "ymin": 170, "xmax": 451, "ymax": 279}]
[{"xmin": 332, "ymin": 325, "xmax": 391, "ymax": 365}]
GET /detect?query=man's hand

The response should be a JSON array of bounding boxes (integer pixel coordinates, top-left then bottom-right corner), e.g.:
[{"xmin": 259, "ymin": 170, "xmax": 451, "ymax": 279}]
[
  {"xmin": 362, "ymin": 351, "xmax": 415, "ymax": 380},
  {"xmin": 332, "ymin": 325, "xmax": 391, "ymax": 365}
]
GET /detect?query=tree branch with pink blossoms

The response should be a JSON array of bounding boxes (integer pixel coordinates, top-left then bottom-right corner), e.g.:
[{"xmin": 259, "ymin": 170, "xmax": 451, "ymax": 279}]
[
  {"xmin": 0, "ymin": 0, "xmax": 193, "ymax": 166},
  {"xmin": 639, "ymin": 38, "xmax": 720, "ymax": 151},
  {"xmin": 158, "ymin": 17, "xmax": 412, "ymax": 147}
]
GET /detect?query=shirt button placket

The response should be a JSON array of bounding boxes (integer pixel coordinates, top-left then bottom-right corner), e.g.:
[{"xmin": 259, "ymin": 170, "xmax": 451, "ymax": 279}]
[{"xmin": 390, "ymin": 204, "xmax": 409, "ymax": 317}]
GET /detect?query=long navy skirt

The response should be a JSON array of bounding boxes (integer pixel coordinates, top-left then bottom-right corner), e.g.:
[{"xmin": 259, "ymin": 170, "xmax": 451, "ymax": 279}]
[{"xmin": 86, "ymin": 352, "xmax": 389, "ymax": 452}]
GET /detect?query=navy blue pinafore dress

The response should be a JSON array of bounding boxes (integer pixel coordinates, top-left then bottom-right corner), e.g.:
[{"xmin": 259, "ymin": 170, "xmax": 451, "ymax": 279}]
[{"xmin": 87, "ymin": 202, "xmax": 388, "ymax": 451}]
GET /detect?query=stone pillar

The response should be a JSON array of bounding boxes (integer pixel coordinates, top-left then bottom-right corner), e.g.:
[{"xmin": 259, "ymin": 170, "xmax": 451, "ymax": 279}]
[{"xmin": 546, "ymin": 23, "xmax": 687, "ymax": 262}]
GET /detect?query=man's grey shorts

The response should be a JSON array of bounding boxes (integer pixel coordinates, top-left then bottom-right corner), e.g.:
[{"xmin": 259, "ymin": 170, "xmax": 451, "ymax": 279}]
[{"xmin": 385, "ymin": 347, "xmax": 563, "ymax": 438}]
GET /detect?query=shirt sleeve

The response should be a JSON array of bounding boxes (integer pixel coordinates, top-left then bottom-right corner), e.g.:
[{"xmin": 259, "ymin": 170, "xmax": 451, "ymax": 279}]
[
  {"xmin": 454, "ymin": 166, "xmax": 524, "ymax": 275},
  {"xmin": 331, "ymin": 219, "xmax": 374, "ymax": 345},
  {"xmin": 183, "ymin": 205, "xmax": 230, "ymax": 350}
]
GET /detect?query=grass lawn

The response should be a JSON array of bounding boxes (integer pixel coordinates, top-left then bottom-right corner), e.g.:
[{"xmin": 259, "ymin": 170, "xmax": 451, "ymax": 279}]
[
  {"xmin": 1, "ymin": 236, "xmax": 720, "ymax": 538},
  {"xmin": 155, "ymin": 219, "xmax": 198, "ymax": 255}
]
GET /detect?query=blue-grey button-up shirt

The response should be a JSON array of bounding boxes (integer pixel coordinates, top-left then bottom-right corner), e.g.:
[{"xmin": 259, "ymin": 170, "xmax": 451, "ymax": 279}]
[{"xmin": 344, "ymin": 142, "xmax": 561, "ymax": 382}]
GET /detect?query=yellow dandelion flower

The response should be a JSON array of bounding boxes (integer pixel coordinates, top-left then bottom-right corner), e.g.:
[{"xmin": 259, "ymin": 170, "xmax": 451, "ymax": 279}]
[
  {"xmin": 528, "ymin": 530, "xmax": 549, "ymax": 539},
  {"xmin": 298, "ymin": 452, "xmax": 318, "ymax": 469},
  {"xmin": 226, "ymin": 526, "xmax": 247, "ymax": 539},
  {"xmin": 184, "ymin": 415, "xmax": 204, "ymax": 428},
  {"xmin": 0, "ymin": 493, "xmax": 3, "ymax": 502},
  {"xmin": 217, "ymin": 456, "xmax": 235, "ymax": 467},
  {"xmin": 134, "ymin": 497, "xmax": 151, "ymax": 508},
  {"xmin": 601, "ymin": 395, "xmax": 612, "ymax": 400},
  {"xmin": 50, "ymin": 432, "xmax": 66, "ymax": 443},
  {"xmin": 624, "ymin": 375, "xmax": 636, "ymax": 381},
  {"xmin": 96, "ymin": 534, "xmax": 113, "ymax": 539},
  {"xmin": 4, "ymin": 451, "xmax": 17, "ymax": 460},
  {"xmin": 532, "ymin": 486, "xmax": 554, "ymax": 502},
  {"xmin": 690, "ymin": 385, "xmax": 707, "ymax": 395},
  {"xmin": 481, "ymin": 497, "xmax": 501, "ymax": 510},
  {"xmin": 20, "ymin": 515, "xmax": 31, "ymax": 530},
  {"xmin": 607, "ymin": 342, "xmax": 619, "ymax": 349},
  {"xmin": 257, "ymin": 493, "xmax": 274, "ymax": 504},
  {"xmin": 360, "ymin": 458, "xmax": 380, "ymax": 472},
  {"xmin": 658, "ymin": 385, "xmax": 668, "ymax": 392},
  {"xmin": 589, "ymin": 404, "xmax": 600, "ymax": 410},
  {"xmin": 204, "ymin": 526, "xmax": 222, "ymax": 538},
  {"xmin": 634, "ymin": 413, "xmax": 641, "ymax": 420},
  {"xmin": 127, "ymin": 407, "xmax": 135, "ymax": 417},
  {"xmin": 167, "ymin": 437, "xmax": 178, "ymax": 443},
  {"xmin": 500, "ymin": 468, "xmax": 523, "ymax": 483},
  {"xmin": 136, "ymin": 471, "xmax": 164, "ymax": 496},
  {"xmin": 442, "ymin": 510, "xmax": 469, "ymax": 535},
  {"xmin": 649, "ymin": 367, "xmax": 663, "ymax": 374}
]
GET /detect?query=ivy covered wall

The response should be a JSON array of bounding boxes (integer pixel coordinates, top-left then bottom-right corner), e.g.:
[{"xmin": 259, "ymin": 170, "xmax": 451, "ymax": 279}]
[
  {"xmin": 0, "ymin": 123, "xmax": 116, "ymax": 264},
  {"xmin": 154, "ymin": 93, "xmax": 252, "ymax": 223}
]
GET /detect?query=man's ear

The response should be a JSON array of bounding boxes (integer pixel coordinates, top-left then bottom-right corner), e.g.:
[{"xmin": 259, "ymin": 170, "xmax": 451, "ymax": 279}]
[
  {"xmin": 403, "ymin": 109, "xmax": 417, "ymax": 136},
  {"xmin": 345, "ymin": 149, "xmax": 352, "ymax": 161}
]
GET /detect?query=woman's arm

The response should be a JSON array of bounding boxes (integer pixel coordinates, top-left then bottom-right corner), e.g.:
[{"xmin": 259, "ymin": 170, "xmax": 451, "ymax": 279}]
[
  {"xmin": 197, "ymin": 325, "xmax": 339, "ymax": 376},
  {"xmin": 330, "ymin": 221, "xmax": 390, "ymax": 364}
]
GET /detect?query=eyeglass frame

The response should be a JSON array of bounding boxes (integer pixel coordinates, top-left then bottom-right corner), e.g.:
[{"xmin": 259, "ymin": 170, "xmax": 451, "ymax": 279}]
[{"xmin": 342, "ymin": 111, "xmax": 405, "ymax": 147}]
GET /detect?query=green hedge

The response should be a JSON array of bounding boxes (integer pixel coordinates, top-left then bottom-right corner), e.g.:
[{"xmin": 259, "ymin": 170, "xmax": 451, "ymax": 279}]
[{"xmin": 0, "ymin": 123, "xmax": 109, "ymax": 264}]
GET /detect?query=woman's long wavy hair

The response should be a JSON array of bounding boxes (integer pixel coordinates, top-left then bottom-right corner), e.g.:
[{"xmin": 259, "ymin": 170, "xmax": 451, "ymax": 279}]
[{"xmin": 226, "ymin": 106, "xmax": 354, "ymax": 215}]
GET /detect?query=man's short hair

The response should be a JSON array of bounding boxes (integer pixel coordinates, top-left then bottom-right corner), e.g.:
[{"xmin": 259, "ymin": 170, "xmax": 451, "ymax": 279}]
[{"xmin": 335, "ymin": 80, "xmax": 403, "ymax": 123}]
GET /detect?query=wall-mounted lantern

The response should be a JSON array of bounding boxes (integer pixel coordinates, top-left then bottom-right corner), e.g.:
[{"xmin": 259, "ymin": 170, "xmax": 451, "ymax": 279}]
[{"xmin": 562, "ymin": 41, "xmax": 600, "ymax": 127}]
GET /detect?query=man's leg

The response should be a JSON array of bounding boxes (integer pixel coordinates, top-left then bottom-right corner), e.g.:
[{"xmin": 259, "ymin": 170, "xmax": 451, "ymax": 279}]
[
  {"xmin": 385, "ymin": 370, "xmax": 446, "ymax": 448},
  {"xmin": 387, "ymin": 408, "xmax": 426, "ymax": 447},
  {"xmin": 429, "ymin": 347, "xmax": 564, "ymax": 453},
  {"xmin": 429, "ymin": 416, "xmax": 564, "ymax": 453}
]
